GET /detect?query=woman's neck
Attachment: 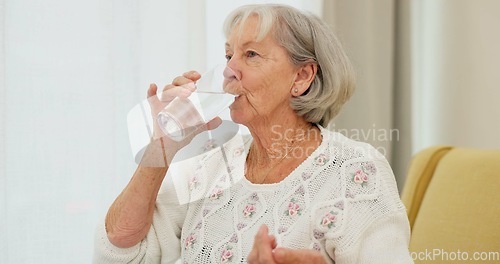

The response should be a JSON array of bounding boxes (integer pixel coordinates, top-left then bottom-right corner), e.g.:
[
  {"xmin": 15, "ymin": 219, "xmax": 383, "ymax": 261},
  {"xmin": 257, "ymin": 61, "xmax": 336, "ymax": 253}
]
[
  {"xmin": 246, "ymin": 112, "xmax": 319, "ymax": 167},
  {"xmin": 244, "ymin": 111, "xmax": 321, "ymax": 184}
]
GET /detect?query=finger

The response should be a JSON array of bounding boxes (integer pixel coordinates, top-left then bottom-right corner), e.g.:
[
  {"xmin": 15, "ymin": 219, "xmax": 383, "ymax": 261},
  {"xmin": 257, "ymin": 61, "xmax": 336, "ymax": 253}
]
[
  {"xmin": 172, "ymin": 75, "xmax": 198, "ymax": 87},
  {"xmin": 273, "ymin": 248, "xmax": 296, "ymax": 263},
  {"xmin": 255, "ymin": 225, "xmax": 275, "ymax": 263},
  {"xmin": 206, "ymin": 117, "xmax": 222, "ymax": 131},
  {"xmin": 273, "ymin": 248, "xmax": 325, "ymax": 264},
  {"xmin": 162, "ymin": 82, "xmax": 196, "ymax": 94},
  {"xmin": 147, "ymin": 83, "xmax": 161, "ymax": 107},
  {"xmin": 183, "ymin": 82, "xmax": 197, "ymax": 92},
  {"xmin": 249, "ymin": 225, "xmax": 267, "ymax": 258},
  {"xmin": 269, "ymin": 235, "xmax": 277, "ymax": 249},
  {"xmin": 160, "ymin": 84, "xmax": 195, "ymax": 102},
  {"xmin": 247, "ymin": 249, "xmax": 258, "ymax": 264},
  {"xmin": 183, "ymin": 71, "xmax": 201, "ymax": 82},
  {"xmin": 250, "ymin": 225, "xmax": 263, "ymax": 253},
  {"xmin": 247, "ymin": 225, "xmax": 264, "ymax": 263},
  {"xmin": 147, "ymin": 83, "xmax": 158, "ymax": 98}
]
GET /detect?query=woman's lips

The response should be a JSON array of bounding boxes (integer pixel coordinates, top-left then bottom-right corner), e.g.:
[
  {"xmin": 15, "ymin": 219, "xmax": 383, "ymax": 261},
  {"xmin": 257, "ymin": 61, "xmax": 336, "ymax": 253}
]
[{"xmin": 229, "ymin": 94, "xmax": 242, "ymax": 109}]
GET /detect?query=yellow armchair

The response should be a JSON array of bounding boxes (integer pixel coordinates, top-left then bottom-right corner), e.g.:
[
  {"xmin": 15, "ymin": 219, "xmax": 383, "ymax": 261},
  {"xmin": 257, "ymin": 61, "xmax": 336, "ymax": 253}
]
[{"xmin": 401, "ymin": 146, "xmax": 500, "ymax": 263}]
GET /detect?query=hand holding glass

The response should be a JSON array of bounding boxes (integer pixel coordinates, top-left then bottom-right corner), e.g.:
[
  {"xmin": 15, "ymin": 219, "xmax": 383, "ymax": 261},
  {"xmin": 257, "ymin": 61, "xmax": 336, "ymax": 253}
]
[{"xmin": 156, "ymin": 65, "xmax": 239, "ymax": 141}]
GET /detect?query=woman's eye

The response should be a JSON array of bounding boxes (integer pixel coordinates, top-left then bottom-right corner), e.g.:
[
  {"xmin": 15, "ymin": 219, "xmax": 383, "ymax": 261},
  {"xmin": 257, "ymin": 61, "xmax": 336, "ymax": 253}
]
[
  {"xmin": 246, "ymin": 51, "xmax": 258, "ymax": 58},
  {"xmin": 225, "ymin": 54, "xmax": 232, "ymax": 61}
]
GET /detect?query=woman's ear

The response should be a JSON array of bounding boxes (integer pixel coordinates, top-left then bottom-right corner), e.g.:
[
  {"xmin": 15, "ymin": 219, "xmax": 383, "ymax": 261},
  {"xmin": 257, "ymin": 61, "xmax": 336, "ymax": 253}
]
[{"xmin": 292, "ymin": 63, "xmax": 317, "ymax": 96}]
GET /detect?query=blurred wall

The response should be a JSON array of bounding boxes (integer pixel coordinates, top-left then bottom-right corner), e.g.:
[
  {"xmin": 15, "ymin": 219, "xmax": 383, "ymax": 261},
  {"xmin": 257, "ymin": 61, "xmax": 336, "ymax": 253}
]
[
  {"xmin": 323, "ymin": 0, "xmax": 413, "ymax": 191},
  {"xmin": 413, "ymin": 0, "xmax": 500, "ymax": 151}
]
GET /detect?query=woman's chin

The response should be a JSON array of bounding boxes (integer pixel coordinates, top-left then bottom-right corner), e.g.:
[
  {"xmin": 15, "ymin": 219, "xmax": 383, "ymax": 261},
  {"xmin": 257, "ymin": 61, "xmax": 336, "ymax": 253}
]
[{"xmin": 229, "ymin": 110, "xmax": 248, "ymax": 125}]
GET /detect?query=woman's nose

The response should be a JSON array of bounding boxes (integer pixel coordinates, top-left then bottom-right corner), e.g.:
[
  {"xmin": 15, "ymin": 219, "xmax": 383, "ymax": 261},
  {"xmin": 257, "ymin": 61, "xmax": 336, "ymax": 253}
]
[{"xmin": 223, "ymin": 65, "xmax": 241, "ymax": 81}]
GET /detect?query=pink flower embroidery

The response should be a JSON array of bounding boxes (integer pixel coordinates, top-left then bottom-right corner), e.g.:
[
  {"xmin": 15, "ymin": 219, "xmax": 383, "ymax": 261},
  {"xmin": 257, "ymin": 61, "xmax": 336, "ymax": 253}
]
[
  {"xmin": 221, "ymin": 246, "xmax": 233, "ymax": 263},
  {"xmin": 210, "ymin": 188, "xmax": 223, "ymax": 200},
  {"xmin": 286, "ymin": 199, "xmax": 302, "ymax": 217},
  {"xmin": 184, "ymin": 234, "xmax": 196, "ymax": 249},
  {"xmin": 321, "ymin": 211, "xmax": 337, "ymax": 229},
  {"xmin": 353, "ymin": 169, "xmax": 369, "ymax": 187},
  {"xmin": 243, "ymin": 204, "xmax": 256, "ymax": 218},
  {"xmin": 314, "ymin": 153, "xmax": 329, "ymax": 166}
]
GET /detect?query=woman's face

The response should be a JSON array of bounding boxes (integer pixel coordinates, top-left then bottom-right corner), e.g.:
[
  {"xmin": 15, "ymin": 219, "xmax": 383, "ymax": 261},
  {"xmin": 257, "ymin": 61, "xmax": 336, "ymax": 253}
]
[{"xmin": 224, "ymin": 16, "xmax": 298, "ymax": 126}]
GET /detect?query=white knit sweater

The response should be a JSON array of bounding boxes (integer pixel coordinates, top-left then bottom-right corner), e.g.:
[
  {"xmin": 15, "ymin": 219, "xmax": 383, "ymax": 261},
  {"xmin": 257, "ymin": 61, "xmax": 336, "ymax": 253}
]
[{"xmin": 94, "ymin": 126, "xmax": 413, "ymax": 263}]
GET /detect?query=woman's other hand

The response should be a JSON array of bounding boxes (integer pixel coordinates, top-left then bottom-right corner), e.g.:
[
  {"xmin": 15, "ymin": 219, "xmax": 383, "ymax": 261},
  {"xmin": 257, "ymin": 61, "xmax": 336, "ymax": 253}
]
[{"xmin": 248, "ymin": 225, "xmax": 326, "ymax": 264}]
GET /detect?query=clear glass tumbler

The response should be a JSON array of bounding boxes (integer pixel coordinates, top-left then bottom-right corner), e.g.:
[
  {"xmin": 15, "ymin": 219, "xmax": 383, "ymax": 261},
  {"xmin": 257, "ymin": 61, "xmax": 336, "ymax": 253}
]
[{"xmin": 157, "ymin": 65, "xmax": 240, "ymax": 141}]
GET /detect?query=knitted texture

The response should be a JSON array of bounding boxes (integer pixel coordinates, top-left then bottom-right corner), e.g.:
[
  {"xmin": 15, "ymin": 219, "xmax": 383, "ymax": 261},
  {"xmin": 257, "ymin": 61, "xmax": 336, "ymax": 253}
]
[{"xmin": 94, "ymin": 126, "xmax": 413, "ymax": 263}]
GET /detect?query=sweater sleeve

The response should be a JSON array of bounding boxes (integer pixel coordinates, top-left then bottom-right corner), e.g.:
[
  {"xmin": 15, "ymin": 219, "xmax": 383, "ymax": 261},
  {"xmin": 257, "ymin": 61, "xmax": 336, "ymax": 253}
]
[
  {"xmin": 93, "ymin": 173, "xmax": 189, "ymax": 264},
  {"xmin": 323, "ymin": 150, "xmax": 413, "ymax": 264},
  {"xmin": 329, "ymin": 211, "xmax": 413, "ymax": 263},
  {"xmin": 92, "ymin": 216, "xmax": 160, "ymax": 264}
]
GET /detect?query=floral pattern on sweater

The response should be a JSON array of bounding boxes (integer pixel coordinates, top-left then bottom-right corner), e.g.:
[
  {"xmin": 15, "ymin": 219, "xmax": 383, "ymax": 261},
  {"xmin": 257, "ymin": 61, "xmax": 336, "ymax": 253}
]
[{"xmin": 94, "ymin": 126, "xmax": 412, "ymax": 264}]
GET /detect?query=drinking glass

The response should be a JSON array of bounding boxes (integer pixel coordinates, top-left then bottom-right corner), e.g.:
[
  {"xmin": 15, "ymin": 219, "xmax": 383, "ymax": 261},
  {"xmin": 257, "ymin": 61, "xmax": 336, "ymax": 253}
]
[
  {"xmin": 127, "ymin": 65, "xmax": 241, "ymax": 164},
  {"xmin": 157, "ymin": 65, "xmax": 239, "ymax": 141}
]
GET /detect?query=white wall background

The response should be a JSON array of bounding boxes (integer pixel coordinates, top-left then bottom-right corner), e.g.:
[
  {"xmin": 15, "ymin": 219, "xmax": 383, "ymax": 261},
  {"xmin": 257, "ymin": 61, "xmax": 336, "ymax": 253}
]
[{"xmin": 0, "ymin": 0, "xmax": 319, "ymax": 263}]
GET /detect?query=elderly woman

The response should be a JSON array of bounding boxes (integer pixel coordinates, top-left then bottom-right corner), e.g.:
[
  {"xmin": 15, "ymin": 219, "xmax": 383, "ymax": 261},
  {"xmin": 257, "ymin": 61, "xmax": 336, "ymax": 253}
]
[{"xmin": 94, "ymin": 4, "xmax": 413, "ymax": 264}]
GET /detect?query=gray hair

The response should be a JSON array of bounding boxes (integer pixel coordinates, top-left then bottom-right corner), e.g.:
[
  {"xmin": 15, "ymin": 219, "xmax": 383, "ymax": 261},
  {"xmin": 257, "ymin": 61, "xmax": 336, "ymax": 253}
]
[{"xmin": 223, "ymin": 4, "xmax": 355, "ymax": 127}]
